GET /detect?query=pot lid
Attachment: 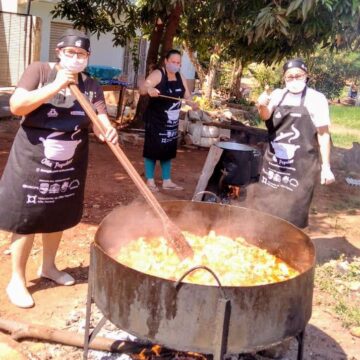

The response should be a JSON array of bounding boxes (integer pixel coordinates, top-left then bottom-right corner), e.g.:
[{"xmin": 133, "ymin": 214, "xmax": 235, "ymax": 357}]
[{"xmin": 216, "ymin": 141, "xmax": 255, "ymax": 152}]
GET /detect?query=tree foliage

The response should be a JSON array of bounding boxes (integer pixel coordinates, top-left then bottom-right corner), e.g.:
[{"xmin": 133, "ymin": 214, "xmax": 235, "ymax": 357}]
[
  {"xmin": 51, "ymin": 0, "xmax": 139, "ymax": 47},
  {"xmin": 308, "ymin": 50, "xmax": 360, "ymax": 99},
  {"xmin": 52, "ymin": 0, "xmax": 360, "ymax": 101}
]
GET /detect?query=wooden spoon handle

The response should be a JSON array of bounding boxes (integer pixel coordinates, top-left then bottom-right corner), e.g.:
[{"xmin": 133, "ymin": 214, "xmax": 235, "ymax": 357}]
[{"xmin": 69, "ymin": 84, "xmax": 193, "ymax": 259}]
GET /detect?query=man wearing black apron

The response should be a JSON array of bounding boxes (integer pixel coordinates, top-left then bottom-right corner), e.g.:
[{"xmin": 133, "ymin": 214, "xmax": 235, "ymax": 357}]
[
  {"xmin": 251, "ymin": 59, "xmax": 335, "ymax": 228},
  {"xmin": 0, "ymin": 30, "xmax": 118, "ymax": 308}
]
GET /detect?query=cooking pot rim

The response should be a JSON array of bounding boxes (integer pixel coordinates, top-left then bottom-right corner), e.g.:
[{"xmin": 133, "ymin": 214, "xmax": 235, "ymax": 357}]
[
  {"xmin": 94, "ymin": 201, "xmax": 315, "ymax": 288},
  {"xmin": 216, "ymin": 141, "xmax": 257, "ymax": 152}
]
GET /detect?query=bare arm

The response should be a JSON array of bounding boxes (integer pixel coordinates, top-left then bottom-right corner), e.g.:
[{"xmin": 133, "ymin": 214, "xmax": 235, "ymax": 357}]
[
  {"xmin": 317, "ymin": 126, "xmax": 331, "ymax": 166},
  {"xmin": 257, "ymin": 104, "xmax": 272, "ymax": 121},
  {"xmin": 139, "ymin": 70, "xmax": 162, "ymax": 97},
  {"xmin": 317, "ymin": 125, "xmax": 335, "ymax": 185},
  {"xmin": 10, "ymin": 68, "xmax": 76, "ymax": 116}
]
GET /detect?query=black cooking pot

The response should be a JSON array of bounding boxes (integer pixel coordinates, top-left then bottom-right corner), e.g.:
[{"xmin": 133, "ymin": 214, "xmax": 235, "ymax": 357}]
[
  {"xmin": 216, "ymin": 142, "xmax": 262, "ymax": 186},
  {"xmin": 91, "ymin": 201, "xmax": 315, "ymax": 357}
]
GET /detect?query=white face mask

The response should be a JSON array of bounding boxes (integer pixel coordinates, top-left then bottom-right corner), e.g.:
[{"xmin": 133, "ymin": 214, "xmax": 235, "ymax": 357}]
[
  {"xmin": 285, "ymin": 79, "xmax": 306, "ymax": 94},
  {"xmin": 59, "ymin": 53, "xmax": 88, "ymax": 74},
  {"xmin": 165, "ymin": 63, "xmax": 181, "ymax": 73}
]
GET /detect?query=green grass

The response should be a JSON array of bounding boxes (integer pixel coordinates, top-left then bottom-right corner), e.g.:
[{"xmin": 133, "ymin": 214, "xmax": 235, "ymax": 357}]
[
  {"xmin": 331, "ymin": 132, "xmax": 359, "ymax": 149},
  {"xmin": 329, "ymin": 105, "xmax": 360, "ymax": 148},
  {"xmin": 315, "ymin": 257, "xmax": 360, "ymax": 328},
  {"xmin": 330, "ymin": 105, "xmax": 360, "ymax": 130},
  {"xmin": 253, "ymin": 104, "xmax": 359, "ymax": 147}
]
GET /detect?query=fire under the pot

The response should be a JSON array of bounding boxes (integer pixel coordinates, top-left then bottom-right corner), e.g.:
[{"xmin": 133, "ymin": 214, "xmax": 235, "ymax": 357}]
[
  {"xmin": 115, "ymin": 230, "xmax": 299, "ymax": 286},
  {"xmin": 130, "ymin": 343, "xmax": 209, "ymax": 360}
]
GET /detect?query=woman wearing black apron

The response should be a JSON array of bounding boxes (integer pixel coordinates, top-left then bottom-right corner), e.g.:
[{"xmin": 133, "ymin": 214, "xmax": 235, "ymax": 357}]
[
  {"xmin": 0, "ymin": 29, "xmax": 118, "ymax": 308},
  {"xmin": 140, "ymin": 49, "xmax": 197, "ymax": 192},
  {"xmin": 251, "ymin": 59, "xmax": 335, "ymax": 228}
]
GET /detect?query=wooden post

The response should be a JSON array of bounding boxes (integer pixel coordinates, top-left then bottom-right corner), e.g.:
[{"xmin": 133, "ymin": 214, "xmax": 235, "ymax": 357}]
[{"xmin": 193, "ymin": 145, "xmax": 223, "ymax": 200}]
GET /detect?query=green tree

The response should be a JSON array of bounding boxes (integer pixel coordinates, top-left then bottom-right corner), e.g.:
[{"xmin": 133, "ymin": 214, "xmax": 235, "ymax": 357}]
[
  {"xmin": 308, "ymin": 50, "xmax": 360, "ymax": 99},
  {"xmin": 52, "ymin": 0, "xmax": 360, "ymax": 106}
]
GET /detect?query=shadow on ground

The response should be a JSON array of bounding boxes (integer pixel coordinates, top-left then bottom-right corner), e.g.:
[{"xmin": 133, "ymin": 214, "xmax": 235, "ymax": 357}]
[
  {"xmin": 312, "ymin": 236, "xmax": 360, "ymax": 265},
  {"xmin": 27, "ymin": 265, "xmax": 89, "ymax": 296}
]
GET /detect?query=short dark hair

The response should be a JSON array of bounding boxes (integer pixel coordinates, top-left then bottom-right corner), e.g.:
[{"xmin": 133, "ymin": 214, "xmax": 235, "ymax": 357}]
[{"xmin": 165, "ymin": 49, "xmax": 181, "ymax": 59}]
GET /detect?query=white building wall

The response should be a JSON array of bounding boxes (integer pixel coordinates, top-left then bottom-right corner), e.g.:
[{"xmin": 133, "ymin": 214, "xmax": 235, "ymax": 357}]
[
  {"xmin": 7, "ymin": 0, "xmax": 193, "ymax": 80},
  {"xmin": 0, "ymin": 0, "xmax": 18, "ymax": 13},
  {"xmin": 19, "ymin": 2, "xmax": 54, "ymax": 61},
  {"xmin": 17, "ymin": 2, "xmax": 124, "ymax": 69},
  {"xmin": 88, "ymin": 33, "xmax": 124, "ymax": 70}
]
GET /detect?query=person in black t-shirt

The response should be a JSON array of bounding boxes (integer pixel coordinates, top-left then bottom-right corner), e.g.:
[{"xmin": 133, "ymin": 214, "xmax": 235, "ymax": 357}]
[{"xmin": 0, "ymin": 29, "xmax": 118, "ymax": 308}]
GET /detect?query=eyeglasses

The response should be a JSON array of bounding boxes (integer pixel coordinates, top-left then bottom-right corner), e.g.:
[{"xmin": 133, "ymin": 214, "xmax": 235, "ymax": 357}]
[
  {"xmin": 62, "ymin": 48, "xmax": 89, "ymax": 60},
  {"xmin": 284, "ymin": 74, "xmax": 307, "ymax": 82}
]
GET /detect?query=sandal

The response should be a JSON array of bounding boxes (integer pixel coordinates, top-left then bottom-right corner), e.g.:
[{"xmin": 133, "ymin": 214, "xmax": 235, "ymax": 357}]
[
  {"xmin": 6, "ymin": 280, "xmax": 34, "ymax": 308},
  {"xmin": 38, "ymin": 269, "xmax": 75, "ymax": 286},
  {"xmin": 162, "ymin": 181, "xmax": 183, "ymax": 191}
]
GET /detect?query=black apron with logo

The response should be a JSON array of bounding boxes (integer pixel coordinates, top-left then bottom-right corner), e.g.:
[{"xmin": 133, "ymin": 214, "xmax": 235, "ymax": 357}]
[
  {"xmin": 143, "ymin": 68, "xmax": 185, "ymax": 161},
  {"xmin": 0, "ymin": 67, "xmax": 91, "ymax": 234},
  {"xmin": 250, "ymin": 88, "xmax": 320, "ymax": 228}
]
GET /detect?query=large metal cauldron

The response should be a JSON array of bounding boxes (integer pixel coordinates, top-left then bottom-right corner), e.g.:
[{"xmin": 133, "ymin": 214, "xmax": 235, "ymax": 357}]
[{"xmin": 90, "ymin": 201, "xmax": 315, "ymax": 357}]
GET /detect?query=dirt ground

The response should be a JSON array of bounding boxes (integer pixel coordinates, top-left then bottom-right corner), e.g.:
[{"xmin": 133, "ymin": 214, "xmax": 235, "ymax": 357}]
[{"xmin": 0, "ymin": 118, "xmax": 359, "ymax": 360}]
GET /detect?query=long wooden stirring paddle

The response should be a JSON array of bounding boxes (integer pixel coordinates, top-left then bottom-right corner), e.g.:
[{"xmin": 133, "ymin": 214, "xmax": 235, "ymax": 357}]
[
  {"xmin": 158, "ymin": 94, "xmax": 186, "ymax": 102},
  {"xmin": 69, "ymin": 84, "xmax": 193, "ymax": 260}
]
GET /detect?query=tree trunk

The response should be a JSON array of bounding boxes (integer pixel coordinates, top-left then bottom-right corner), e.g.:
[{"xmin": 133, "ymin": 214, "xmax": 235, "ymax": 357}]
[
  {"xmin": 203, "ymin": 44, "xmax": 221, "ymax": 100},
  {"xmin": 229, "ymin": 58, "xmax": 243, "ymax": 98},
  {"xmin": 159, "ymin": 1, "xmax": 183, "ymax": 64},
  {"xmin": 145, "ymin": 17, "xmax": 165, "ymax": 76},
  {"xmin": 182, "ymin": 41, "xmax": 206, "ymax": 85}
]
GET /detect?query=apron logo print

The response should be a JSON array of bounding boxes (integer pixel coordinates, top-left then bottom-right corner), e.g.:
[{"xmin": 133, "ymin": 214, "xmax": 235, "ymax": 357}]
[
  {"xmin": 271, "ymin": 124, "xmax": 301, "ymax": 163},
  {"xmin": 275, "ymin": 111, "xmax": 282, "ymax": 119},
  {"xmin": 69, "ymin": 179, "xmax": 80, "ymax": 189},
  {"xmin": 40, "ymin": 130, "xmax": 82, "ymax": 163},
  {"xmin": 282, "ymin": 176, "xmax": 299, "ymax": 187},
  {"xmin": 49, "ymin": 183, "xmax": 61, "ymax": 194},
  {"xmin": 47, "ymin": 108, "xmax": 58, "ymax": 117},
  {"xmin": 26, "ymin": 194, "xmax": 37, "ymax": 204},
  {"xmin": 39, "ymin": 183, "xmax": 49, "ymax": 194},
  {"xmin": 61, "ymin": 181, "xmax": 69, "ymax": 192}
]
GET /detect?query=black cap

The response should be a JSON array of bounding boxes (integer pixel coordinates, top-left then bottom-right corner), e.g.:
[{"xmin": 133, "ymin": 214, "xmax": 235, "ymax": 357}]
[
  {"xmin": 283, "ymin": 59, "xmax": 307, "ymax": 74},
  {"xmin": 56, "ymin": 29, "xmax": 90, "ymax": 52}
]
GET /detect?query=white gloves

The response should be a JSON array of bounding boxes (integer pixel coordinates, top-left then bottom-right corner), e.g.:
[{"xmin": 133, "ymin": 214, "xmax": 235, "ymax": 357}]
[
  {"xmin": 321, "ymin": 164, "xmax": 335, "ymax": 185},
  {"xmin": 256, "ymin": 91, "xmax": 271, "ymax": 107}
]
